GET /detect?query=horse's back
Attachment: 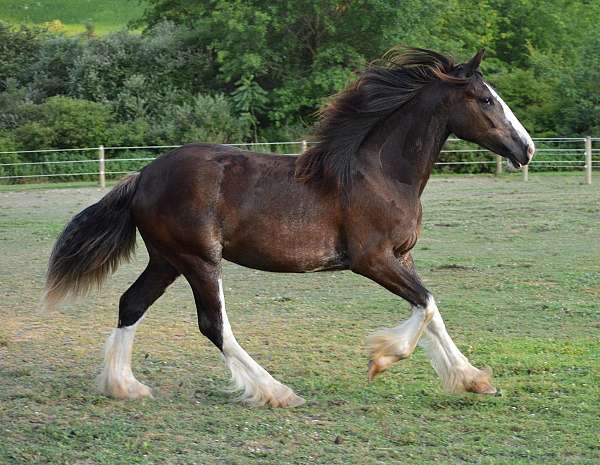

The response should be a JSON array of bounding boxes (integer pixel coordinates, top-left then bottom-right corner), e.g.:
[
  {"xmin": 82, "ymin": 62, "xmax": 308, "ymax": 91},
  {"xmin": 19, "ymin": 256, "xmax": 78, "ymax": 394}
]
[{"xmin": 132, "ymin": 144, "xmax": 347, "ymax": 271}]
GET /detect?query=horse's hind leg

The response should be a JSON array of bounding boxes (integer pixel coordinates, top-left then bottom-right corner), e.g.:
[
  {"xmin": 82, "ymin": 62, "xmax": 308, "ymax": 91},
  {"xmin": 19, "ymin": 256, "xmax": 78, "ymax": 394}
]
[
  {"xmin": 97, "ymin": 254, "xmax": 179, "ymax": 399},
  {"xmin": 177, "ymin": 256, "xmax": 305, "ymax": 408}
]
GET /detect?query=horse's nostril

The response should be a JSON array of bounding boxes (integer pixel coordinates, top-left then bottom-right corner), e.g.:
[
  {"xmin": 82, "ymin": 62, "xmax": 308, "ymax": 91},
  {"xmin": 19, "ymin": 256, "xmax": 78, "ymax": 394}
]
[{"xmin": 527, "ymin": 144, "xmax": 535, "ymax": 158}]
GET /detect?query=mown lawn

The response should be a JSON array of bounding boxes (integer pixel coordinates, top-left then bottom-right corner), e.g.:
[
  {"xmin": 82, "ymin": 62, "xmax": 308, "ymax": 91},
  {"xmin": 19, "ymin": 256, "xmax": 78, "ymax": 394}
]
[
  {"xmin": 0, "ymin": 173, "xmax": 598, "ymax": 464},
  {"xmin": 0, "ymin": 0, "xmax": 144, "ymax": 34}
]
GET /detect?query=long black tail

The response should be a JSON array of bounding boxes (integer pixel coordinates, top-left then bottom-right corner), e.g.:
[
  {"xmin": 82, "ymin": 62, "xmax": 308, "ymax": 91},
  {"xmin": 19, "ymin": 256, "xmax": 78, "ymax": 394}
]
[{"xmin": 43, "ymin": 174, "xmax": 140, "ymax": 309}]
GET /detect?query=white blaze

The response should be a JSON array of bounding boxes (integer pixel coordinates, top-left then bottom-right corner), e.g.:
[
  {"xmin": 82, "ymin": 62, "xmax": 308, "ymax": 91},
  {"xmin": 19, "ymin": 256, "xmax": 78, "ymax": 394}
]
[{"xmin": 484, "ymin": 83, "xmax": 534, "ymax": 158}]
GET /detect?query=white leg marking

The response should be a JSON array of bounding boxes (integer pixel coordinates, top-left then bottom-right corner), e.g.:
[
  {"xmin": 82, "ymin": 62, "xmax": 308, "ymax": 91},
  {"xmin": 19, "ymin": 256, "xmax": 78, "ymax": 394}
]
[
  {"xmin": 367, "ymin": 295, "xmax": 437, "ymax": 378},
  {"xmin": 218, "ymin": 279, "xmax": 304, "ymax": 407},
  {"xmin": 418, "ymin": 311, "xmax": 495, "ymax": 394},
  {"xmin": 485, "ymin": 82, "xmax": 535, "ymax": 160},
  {"xmin": 96, "ymin": 317, "xmax": 153, "ymax": 399}
]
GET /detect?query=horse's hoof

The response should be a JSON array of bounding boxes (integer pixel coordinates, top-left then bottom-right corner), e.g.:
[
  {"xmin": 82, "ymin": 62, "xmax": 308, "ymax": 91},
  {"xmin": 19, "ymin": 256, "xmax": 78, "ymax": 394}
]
[
  {"xmin": 465, "ymin": 375, "xmax": 497, "ymax": 395},
  {"xmin": 128, "ymin": 382, "xmax": 154, "ymax": 399},
  {"xmin": 367, "ymin": 355, "xmax": 399, "ymax": 381},
  {"xmin": 281, "ymin": 393, "xmax": 306, "ymax": 408},
  {"xmin": 368, "ymin": 360, "xmax": 381, "ymax": 381},
  {"xmin": 470, "ymin": 383, "xmax": 497, "ymax": 395},
  {"xmin": 98, "ymin": 379, "xmax": 154, "ymax": 400},
  {"xmin": 267, "ymin": 391, "xmax": 305, "ymax": 408}
]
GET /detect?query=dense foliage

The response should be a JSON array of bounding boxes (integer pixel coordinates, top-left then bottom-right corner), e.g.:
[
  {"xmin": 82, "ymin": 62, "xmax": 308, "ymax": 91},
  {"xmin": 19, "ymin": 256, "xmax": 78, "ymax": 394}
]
[{"xmin": 0, "ymin": 0, "xmax": 598, "ymax": 179}]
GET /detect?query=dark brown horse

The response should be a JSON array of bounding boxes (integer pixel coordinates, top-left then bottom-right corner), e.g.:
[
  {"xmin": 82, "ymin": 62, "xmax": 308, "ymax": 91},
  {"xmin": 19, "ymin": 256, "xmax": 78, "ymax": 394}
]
[{"xmin": 44, "ymin": 48, "xmax": 535, "ymax": 407}]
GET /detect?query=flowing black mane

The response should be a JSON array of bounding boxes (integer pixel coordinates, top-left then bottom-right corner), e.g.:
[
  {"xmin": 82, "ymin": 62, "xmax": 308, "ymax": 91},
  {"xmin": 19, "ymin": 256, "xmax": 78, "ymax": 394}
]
[{"xmin": 295, "ymin": 47, "xmax": 469, "ymax": 188}]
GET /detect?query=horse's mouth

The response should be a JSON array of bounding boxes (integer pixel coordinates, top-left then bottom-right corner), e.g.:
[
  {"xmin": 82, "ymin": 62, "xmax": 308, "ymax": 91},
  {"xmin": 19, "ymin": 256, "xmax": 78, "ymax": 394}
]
[{"xmin": 506, "ymin": 156, "xmax": 522, "ymax": 170}]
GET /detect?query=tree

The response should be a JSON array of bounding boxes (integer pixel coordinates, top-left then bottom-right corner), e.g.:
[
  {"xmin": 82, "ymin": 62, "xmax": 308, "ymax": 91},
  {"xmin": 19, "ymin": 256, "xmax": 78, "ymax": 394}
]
[{"xmin": 133, "ymin": 0, "xmax": 404, "ymax": 132}]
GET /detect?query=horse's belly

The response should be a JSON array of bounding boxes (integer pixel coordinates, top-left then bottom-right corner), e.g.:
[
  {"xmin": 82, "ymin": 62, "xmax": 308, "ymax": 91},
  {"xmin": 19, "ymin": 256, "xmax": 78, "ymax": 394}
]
[{"xmin": 222, "ymin": 223, "xmax": 348, "ymax": 273}]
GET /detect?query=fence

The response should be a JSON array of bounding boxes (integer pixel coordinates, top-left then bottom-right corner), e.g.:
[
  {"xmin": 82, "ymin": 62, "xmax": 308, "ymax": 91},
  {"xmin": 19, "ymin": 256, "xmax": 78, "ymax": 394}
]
[{"xmin": 0, "ymin": 137, "xmax": 597, "ymax": 185}]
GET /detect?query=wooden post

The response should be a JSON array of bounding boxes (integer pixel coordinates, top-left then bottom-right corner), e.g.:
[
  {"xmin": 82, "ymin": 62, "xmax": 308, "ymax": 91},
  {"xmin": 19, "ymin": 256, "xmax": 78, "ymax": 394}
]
[
  {"xmin": 522, "ymin": 163, "xmax": 528, "ymax": 182},
  {"xmin": 301, "ymin": 139, "xmax": 308, "ymax": 154},
  {"xmin": 495, "ymin": 155, "xmax": 503, "ymax": 176},
  {"xmin": 98, "ymin": 145, "xmax": 106, "ymax": 188},
  {"xmin": 585, "ymin": 136, "xmax": 592, "ymax": 185}
]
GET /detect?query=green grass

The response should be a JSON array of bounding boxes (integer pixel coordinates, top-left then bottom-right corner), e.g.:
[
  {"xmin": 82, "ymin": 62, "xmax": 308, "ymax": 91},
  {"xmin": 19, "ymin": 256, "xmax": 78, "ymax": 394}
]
[
  {"xmin": 0, "ymin": 174, "xmax": 599, "ymax": 464},
  {"xmin": 0, "ymin": 0, "xmax": 144, "ymax": 34}
]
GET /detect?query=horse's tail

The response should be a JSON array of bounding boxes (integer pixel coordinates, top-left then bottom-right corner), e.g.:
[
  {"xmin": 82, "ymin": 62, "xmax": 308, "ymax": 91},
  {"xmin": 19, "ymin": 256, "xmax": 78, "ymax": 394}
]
[{"xmin": 43, "ymin": 173, "xmax": 140, "ymax": 309}]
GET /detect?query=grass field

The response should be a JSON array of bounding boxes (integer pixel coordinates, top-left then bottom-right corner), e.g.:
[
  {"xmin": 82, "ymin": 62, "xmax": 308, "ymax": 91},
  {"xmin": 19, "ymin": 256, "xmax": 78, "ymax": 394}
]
[
  {"xmin": 0, "ymin": 173, "xmax": 599, "ymax": 464},
  {"xmin": 0, "ymin": 0, "xmax": 144, "ymax": 34}
]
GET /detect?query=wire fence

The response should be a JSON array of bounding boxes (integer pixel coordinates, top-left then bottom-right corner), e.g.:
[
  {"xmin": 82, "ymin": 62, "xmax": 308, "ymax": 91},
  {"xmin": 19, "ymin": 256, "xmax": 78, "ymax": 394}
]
[{"xmin": 0, "ymin": 137, "xmax": 597, "ymax": 185}]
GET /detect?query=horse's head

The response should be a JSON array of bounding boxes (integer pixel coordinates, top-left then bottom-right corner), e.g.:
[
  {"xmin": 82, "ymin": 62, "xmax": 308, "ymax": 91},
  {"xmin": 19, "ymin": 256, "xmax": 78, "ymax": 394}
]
[{"xmin": 446, "ymin": 49, "xmax": 535, "ymax": 168}]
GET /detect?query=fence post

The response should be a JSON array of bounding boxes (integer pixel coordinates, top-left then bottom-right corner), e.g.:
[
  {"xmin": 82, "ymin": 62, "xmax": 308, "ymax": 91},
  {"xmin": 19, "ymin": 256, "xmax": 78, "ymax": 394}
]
[
  {"xmin": 585, "ymin": 136, "xmax": 592, "ymax": 185},
  {"xmin": 522, "ymin": 164, "xmax": 528, "ymax": 182},
  {"xmin": 98, "ymin": 145, "xmax": 106, "ymax": 188},
  {"xmin": 495, "ymin": 155, "xmax": 503, "ymax": 176},
  {"xmin": 301, "ymin": 140, "xmax": 308, "ymax": 153}
]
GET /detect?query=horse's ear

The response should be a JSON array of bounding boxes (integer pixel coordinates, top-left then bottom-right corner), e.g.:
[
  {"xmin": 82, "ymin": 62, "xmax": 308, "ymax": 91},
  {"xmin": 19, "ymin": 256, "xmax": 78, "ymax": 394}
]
[{"xmin": 463, "ymin": 48, "xmax": 485, "ymax": 76}]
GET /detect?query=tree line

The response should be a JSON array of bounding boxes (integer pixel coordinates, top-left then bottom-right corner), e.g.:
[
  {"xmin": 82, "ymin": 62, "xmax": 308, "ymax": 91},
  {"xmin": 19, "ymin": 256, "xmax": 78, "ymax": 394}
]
[{"xmin": 0, "ymin": 0, "xmax": 598, "ymax": 176}]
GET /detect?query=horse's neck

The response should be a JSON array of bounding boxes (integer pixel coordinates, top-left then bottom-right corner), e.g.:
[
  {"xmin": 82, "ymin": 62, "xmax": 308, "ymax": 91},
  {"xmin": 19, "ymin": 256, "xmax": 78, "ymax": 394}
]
[{"xmin": 359, "ymin": 100, "xmax": 449, "ymax": 196}]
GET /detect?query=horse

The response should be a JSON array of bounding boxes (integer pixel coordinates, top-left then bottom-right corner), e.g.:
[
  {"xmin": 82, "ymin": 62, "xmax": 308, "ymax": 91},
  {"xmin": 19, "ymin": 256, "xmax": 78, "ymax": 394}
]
[{"xmin": 44, "ymin": 47, "xmax": 535, "ymax": 407}]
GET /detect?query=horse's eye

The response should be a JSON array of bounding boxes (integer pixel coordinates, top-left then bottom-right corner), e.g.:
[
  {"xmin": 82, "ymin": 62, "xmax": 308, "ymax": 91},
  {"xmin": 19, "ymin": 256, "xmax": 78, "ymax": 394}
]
[{"xmin": 481, "ymin": 97, "xmax": 494, "ymax": 106}]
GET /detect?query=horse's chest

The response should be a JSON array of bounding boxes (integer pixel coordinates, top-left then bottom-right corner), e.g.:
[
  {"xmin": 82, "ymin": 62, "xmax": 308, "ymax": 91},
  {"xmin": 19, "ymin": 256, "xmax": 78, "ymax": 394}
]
[{"xmin": 385, "ymin": 206, "xmax": 423, "ymax": 253}]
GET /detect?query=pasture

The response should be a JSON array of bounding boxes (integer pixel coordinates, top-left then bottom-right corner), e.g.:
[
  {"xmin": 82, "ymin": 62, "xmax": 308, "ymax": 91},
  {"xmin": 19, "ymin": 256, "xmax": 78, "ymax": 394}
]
[
  {"xmin": 0, "ymin": 173, "xmax": 598, "ymax": 464},
  {"xmin": 0, "ymin": 0, "xmax": 143, "ymax": 34}
]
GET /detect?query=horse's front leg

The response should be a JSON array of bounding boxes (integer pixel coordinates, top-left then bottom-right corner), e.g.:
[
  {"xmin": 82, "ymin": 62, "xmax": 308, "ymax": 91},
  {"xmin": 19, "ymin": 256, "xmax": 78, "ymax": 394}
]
[
  {"xmin": 354, "ymin": 251, "xmax": 496, "ymax": 394},
  {"xmin": 418, "ymin": 310, "xmax": 496, "ymax": 395},
  {"xmin": 352, "ymin": 250, "xmax": 436, "ymax": 380}
]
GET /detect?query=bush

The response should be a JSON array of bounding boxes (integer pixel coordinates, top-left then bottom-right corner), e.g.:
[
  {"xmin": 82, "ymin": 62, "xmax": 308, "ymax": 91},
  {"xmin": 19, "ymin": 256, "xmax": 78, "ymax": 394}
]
[
  {"xmin": 106, "ymin": 119, "xmax": 151, "ymax": 147},
  {"xmin": 0, "ymin": 92, "xmax": 252, "ymax": 183},
  {"xmin": 0, "ymin": 80, "xmax": 30, "ymax": 130},
  {"xmin": 11, "ymin": 96, "xmax": 113, "ymax": 149},
  {"xmin": 0, "ymin": 22, "xmax": 46, "ymax": 88},
  {"xmin": 28, "ymin": 35, "xmax": 85, "ymax": 101},
  {"xmin": 67, "ymin": 23, "xmax": 213, "ymax": 105},
  {"xmin": 149, "ymin": 93, "xmax": 252, "ymax": 144},
  {"xmin": 0, "ymin": 132, "xmax": 19, "ymax": 180}
]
